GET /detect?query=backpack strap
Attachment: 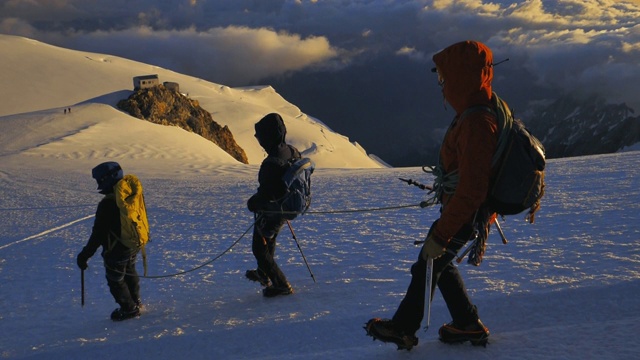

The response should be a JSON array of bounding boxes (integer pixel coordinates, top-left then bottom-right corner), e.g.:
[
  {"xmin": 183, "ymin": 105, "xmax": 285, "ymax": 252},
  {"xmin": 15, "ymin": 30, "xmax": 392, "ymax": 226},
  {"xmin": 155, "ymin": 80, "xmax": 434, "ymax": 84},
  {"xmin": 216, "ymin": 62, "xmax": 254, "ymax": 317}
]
[
  {"xmin": 426, "ymin": 94, "xmax": 509, "ymax": 205},
  {"xmin": 490, "ymin": 93, "xmax": 514, "ymax": 167},
  {"xmin": 456, "ymin": 93, "xmax": 514, "ymax": 167}
]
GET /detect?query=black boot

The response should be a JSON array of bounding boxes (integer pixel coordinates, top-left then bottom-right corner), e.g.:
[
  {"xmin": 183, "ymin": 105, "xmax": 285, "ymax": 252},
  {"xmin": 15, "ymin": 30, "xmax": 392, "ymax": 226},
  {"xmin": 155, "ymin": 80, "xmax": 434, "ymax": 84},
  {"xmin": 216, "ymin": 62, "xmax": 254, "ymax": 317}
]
[
  {"xmin": 364, "ymin": 318, "xmax": 419, "ymax": 351},
  {"xmin": 245, "ymin": 269, "xmax": 271, "ymax": 287},
  {"xmin": 262, "ymin": 283, "xmax": 293, "ymax": 297},
  {"xmin": 110, "ymin": 306, "xmax": 141, "ymax": 321},
  {"xmin": 438, "ymin": 319, "xmax": 490, "ymax": 346}
]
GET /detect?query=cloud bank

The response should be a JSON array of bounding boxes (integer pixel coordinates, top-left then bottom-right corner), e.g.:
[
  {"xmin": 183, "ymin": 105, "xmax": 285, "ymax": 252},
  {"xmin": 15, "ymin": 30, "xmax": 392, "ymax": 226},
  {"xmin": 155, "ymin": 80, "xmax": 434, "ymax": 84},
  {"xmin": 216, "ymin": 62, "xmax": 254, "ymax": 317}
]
[
  {"xmin": 2, "ymin": 0, "xmax": 638, "ymax": 106},
  {"xmin": 1, "ymin": 0, "xmax": 639, "ymax": 121}
]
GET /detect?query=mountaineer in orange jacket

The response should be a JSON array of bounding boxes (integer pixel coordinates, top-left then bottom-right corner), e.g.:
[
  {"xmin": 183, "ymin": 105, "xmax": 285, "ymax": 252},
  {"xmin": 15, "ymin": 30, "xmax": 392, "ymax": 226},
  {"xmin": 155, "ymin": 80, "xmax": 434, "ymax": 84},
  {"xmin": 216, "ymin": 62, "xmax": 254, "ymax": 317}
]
[{"xmin": 365, "ymin": 40, "xmax": 502, "ymax": 350}]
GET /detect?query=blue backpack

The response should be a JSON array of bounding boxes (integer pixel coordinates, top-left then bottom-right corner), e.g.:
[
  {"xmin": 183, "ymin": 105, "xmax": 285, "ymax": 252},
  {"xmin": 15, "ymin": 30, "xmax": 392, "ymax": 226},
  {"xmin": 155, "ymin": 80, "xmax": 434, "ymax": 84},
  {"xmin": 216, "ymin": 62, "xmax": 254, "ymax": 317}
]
[{"xmin": 273, "ymin": 157, "xmax": 315, "ymax": 220}]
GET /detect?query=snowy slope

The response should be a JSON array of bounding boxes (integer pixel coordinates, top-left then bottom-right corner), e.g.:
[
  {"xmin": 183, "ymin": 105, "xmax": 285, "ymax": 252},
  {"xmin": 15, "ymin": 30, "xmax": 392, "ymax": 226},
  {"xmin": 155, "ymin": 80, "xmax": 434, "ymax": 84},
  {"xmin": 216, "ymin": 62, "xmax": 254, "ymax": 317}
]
[
  {"xmin": 1, "ymin": 33, "xmax": 640, "ymax": 360},
  {"xmin": 0, "ymin": 34, "xmax": 383, "ymax": 169},
  {"xmin": 1, "ymin": 150, "xmax": 639, "ymax": 359}
]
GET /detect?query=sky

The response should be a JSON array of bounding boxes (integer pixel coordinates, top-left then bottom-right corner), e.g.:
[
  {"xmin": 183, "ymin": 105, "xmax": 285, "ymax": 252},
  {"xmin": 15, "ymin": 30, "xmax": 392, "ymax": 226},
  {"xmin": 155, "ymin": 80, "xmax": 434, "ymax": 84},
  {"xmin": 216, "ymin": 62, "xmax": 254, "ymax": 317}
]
[
  {"xmin": 1, "ymin": 35, "xmax": 639, "ymax": 358},
  {"xmin": 1, "ymin": 0, "xmax": 639, "ymax": 165}
]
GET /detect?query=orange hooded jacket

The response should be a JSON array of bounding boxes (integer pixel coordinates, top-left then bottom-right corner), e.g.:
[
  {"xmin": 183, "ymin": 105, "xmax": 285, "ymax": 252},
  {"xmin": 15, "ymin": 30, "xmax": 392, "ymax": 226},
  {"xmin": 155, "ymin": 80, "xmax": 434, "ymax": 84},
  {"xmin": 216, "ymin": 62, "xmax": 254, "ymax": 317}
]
[{"xmin": 431, "ymin": 41, "xmax": 499, "ymax": 246}]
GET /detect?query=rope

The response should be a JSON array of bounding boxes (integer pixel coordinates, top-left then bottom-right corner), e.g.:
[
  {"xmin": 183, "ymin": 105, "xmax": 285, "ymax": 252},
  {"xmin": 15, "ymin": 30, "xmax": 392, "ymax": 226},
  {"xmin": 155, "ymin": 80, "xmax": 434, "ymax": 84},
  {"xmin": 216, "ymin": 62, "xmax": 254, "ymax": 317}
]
[
  {"xmin": 7, "ymin": 200, "xmax": 436, "ymax": 279},
  {"xmin": 258, "ymin": 202, "xmax": 426, "ymax": 217},
  {"xmin": 104, "ymin": 203, "xmax": 434, "ymax": 279},
  {"xmin": 0, "ymin": 214, "xmax": 95, "ymax": 250},
  {"xmin": 0, "ymin": 204, "xmax": 95, "ymax": 211},
  {"xmin": 421, "ymin": 165, "xmax": 458, "ymax": 206},
  {"xmin": 115, "ymin": 218, "xmax": 258, "ymax": 279}
]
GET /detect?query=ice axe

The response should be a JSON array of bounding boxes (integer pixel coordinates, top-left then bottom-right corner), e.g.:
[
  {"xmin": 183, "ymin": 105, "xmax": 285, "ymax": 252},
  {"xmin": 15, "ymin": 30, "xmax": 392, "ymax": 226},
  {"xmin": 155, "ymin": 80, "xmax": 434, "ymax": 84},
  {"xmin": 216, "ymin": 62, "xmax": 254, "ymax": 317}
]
[
  {"xmin": 398, "ymin": 178, "xmax": 433, "ymax": 191},
  {"xmin": 423, "ymin": 256, "xmax": 434, "ymax": 331}
]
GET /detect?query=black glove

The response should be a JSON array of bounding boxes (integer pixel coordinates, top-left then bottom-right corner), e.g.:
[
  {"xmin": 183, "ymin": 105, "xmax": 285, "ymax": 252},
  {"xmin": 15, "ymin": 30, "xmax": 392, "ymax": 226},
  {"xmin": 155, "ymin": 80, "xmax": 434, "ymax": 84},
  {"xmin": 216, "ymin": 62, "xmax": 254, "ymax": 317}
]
[{"xmin": 76, "ymin": 251, "xmax": 89, "ymax": 270}]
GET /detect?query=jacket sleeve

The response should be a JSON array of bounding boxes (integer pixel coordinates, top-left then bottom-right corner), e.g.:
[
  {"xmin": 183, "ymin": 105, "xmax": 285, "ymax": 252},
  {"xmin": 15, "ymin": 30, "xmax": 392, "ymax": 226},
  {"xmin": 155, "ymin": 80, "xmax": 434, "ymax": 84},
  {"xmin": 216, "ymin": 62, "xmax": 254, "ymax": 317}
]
[
  {"xmin": 434, "ymin": 111, "xmax": 498, "ymax": 244},
  {"xmin": 80, "ymin": 199, "xmax": 115, "ymax": 258}
]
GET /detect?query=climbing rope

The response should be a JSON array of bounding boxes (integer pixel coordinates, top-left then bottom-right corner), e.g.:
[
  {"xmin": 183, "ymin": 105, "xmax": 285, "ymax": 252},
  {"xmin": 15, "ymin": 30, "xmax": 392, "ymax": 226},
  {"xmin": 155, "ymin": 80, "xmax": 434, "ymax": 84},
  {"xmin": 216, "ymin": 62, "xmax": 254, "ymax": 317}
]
[
  {"xmin": 421, "ymin": 165, "xmax": 457, "ymax": 206},
  {"xmin": 6, "ymin": 200, "xmax": 438, "ymax": 279},
  {"xmin": 261, "ymin": 202, "xmax": 424, "ymax": 217},
  {"xmin": 137, "ymin": 219, "xmax": 257, "ymax": 279}
]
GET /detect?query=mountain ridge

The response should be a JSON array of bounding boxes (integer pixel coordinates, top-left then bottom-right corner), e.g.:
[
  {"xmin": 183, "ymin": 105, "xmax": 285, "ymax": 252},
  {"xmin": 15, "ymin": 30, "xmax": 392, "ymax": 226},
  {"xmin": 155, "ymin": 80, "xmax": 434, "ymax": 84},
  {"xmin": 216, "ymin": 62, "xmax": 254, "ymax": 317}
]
[{"xmin": 0, "ymin": 34, "xmax": 384, "ymax": 170}]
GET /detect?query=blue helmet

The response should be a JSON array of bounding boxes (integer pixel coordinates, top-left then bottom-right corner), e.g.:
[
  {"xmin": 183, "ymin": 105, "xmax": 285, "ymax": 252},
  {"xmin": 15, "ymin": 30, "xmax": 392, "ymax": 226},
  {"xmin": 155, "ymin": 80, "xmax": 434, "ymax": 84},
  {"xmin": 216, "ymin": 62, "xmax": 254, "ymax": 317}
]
[{"xmin": 92, "ymin": 162, "xmax": 123, "ymax": 194}]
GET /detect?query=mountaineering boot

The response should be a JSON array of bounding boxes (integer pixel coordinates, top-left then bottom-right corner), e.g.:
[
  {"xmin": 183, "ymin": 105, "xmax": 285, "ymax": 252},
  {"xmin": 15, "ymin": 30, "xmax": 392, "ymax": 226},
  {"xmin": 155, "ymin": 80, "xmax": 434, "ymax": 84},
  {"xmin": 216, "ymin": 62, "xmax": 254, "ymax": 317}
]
[
  {"xmin": 262, "ymin": 283, "xmax": 294, "ymax": 297},
  {"xmin": 364, "ymin": 318, "xmax": 419, "ymax": 351},
  {"xmin": 438, "ymin": 319, "xmax": 490, "ymax": 346},
  {"xmin": 245, "ymin": 269, "xmax": 271, "ymax": 287},
  {"xmin": 110, "ymin": 306, "xmax": 141, "ymax": 321}
]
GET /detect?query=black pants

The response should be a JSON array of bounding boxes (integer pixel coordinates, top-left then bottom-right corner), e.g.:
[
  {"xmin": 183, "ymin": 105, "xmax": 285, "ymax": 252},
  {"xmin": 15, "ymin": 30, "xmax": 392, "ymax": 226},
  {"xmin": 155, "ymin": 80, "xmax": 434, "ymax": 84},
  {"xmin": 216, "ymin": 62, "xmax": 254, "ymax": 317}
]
[
  {"xmin": 392, "ymin": 225, "xmax": 479, "ymax": 335},
  {"xmin": 104, "ymin": 253, "xmax": 140, "ymax": 311},
  {"xmin": 252, "ymin": 215, "xmax": 289, "ymax": 287}
]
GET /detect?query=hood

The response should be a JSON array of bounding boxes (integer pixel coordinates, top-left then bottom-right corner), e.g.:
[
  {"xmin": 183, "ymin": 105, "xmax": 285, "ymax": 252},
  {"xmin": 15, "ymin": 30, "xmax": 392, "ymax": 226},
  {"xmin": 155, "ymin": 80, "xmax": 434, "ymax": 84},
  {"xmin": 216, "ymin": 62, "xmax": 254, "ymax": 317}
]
[
  {"xmin": 432, "ymin": 40, "xmax": 493, "ymax": 114},
  {"xmin": 255, "ymin": 113, "xmax": 287, "ymax": 153}
]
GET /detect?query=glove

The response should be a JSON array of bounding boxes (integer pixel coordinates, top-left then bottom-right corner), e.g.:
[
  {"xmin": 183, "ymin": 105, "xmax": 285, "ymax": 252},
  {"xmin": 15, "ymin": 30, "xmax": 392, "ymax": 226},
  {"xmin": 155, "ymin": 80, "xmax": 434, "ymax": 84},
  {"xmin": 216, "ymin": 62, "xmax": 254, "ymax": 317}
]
[
  {"xmin": 421, "ymin": 234, "xmax": 446, "ymax": 260},
  {"xmin": 76, "ymin": 251, "xmax": 89, "ymax": 270}
]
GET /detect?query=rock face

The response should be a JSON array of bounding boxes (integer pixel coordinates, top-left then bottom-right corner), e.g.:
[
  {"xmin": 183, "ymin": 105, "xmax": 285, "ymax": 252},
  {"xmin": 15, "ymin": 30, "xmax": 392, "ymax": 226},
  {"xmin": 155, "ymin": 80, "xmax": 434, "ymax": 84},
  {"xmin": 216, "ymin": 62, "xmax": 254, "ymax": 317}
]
[
  {"xmin": 526, "ymin": 95, "xmax": 640, "ymax": 159},
  {"xmin": 117, "ymin": 85, "xmax": 248, "ymax": 164}
]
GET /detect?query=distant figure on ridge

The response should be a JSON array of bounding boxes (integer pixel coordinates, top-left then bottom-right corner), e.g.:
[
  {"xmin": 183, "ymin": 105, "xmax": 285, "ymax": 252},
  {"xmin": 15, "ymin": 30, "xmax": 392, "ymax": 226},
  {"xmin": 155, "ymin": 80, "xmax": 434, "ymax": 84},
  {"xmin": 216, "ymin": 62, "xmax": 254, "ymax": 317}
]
[
  {"xmin": 245, "ymin": 113, "xmax": 301, "ymax": 297},
  {"xmin": 365, "ymin": 40, "xmax": 508, "ymax": 349},
  {"xmin": 77, "ymin": 162, "xmax": 149, "ymax": 321}
]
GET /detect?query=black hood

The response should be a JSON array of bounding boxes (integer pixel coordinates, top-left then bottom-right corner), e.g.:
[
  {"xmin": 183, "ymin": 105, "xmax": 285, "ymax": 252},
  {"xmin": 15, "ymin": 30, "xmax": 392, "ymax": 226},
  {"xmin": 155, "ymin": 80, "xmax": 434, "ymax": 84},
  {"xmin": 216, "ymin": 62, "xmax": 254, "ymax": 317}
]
[{"xmin": 255, "ymin": 113, "xmax": 287, "ymax": 153}]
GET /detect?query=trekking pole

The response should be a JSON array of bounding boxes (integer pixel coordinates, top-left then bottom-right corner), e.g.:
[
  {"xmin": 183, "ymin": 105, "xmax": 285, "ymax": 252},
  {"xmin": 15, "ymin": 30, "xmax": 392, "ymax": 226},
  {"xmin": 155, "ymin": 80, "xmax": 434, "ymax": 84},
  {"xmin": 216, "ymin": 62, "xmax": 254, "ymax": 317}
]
[
  {"xmin": 81, "ymin": 269, "xmax": 85, "ymax": 307},
  {"xmin": 424, "ymin": 256, "xmax": 434, "ymax": 331},
  {"xmin": 286, "ymin": 220, "xmax": 316, "ymax": 283}
]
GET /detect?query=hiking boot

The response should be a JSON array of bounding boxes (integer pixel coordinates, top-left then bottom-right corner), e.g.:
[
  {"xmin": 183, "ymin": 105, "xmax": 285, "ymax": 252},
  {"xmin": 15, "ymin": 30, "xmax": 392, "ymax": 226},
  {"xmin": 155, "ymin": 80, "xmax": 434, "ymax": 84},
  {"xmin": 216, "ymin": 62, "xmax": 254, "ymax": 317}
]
[
  {"xmin": 364, "ymin": 318, "xmax": 419, "ymax": 351},
  {"xmin": 438, "ymin": 319, "xmax": 490, "ymax": 346},
  {"xmin": 110, "ymin": 306, "xmax": 141, "ymax": 321},
  {"xmin": 245, "ymin": 269, "xmax": 271, "ymax": 287},
  {"xmin": 262, "ymin": 283, "xmax": 294, "ymax": 297}
]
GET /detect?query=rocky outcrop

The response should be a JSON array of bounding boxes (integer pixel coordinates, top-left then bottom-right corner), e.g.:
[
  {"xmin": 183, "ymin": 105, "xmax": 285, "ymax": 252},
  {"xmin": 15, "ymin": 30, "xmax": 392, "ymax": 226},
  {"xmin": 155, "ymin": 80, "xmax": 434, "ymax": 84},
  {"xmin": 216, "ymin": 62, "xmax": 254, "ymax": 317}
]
[
  {"xmin": 117, "ymin": 85, "xmax": 248, "ymax": 164},
  {"xmin": 526, "ymin": 95, "xmax": 640, "ymax": 159}
]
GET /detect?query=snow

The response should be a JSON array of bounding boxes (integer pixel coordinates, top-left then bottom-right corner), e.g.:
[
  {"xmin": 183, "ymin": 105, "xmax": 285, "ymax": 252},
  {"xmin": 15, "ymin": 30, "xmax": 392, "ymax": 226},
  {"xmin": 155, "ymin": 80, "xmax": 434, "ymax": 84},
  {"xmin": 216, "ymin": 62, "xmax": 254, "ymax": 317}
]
[{"xmin": 1, "ymin": 34, "xmax": 640, "ymax": 359}]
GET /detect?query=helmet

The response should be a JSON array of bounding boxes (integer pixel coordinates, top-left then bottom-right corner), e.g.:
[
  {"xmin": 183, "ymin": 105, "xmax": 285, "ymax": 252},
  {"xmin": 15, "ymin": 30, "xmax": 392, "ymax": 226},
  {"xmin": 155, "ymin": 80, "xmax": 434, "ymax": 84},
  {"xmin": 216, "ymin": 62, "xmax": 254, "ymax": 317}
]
[{"xmin": 91, "ymin": 161, "xmax": 123, "ymax": 194}]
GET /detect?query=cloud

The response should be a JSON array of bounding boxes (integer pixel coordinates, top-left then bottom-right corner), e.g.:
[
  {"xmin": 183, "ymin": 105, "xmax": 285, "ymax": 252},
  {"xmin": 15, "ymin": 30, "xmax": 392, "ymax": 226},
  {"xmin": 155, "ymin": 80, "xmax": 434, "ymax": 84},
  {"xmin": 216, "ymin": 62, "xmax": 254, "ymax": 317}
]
[
  {"xmin": 3, "ymin": 23, "xmax": 340, "ymax": 85},
  {"xmin": 0, "ymin": 17, "xmax": 38, "ymax": 37},
  {"xmin": 1, "ymin": 0, "xmax": 640, "ymax": 109},
  {"xmin": 396, "ymin": 46, "xmax": 427, "ymax": 61}
]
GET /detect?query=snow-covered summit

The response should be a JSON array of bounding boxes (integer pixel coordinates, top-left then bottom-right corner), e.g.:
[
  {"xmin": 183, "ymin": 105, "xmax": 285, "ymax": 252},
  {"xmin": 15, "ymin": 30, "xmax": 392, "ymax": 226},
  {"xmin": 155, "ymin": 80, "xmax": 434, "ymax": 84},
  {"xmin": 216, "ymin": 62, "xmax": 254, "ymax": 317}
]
[{"xmin": 0, "ymin": 34, "xmax": 385, "ymax": 174}]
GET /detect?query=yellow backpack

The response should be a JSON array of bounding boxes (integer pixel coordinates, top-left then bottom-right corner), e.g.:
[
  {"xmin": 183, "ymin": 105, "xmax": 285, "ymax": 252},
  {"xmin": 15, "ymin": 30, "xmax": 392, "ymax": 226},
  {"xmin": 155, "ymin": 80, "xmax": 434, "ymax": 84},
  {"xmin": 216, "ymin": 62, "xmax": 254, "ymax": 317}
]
[{"xmin": 113, "ymin": 174, "xmax": 150, "ymax": 275}]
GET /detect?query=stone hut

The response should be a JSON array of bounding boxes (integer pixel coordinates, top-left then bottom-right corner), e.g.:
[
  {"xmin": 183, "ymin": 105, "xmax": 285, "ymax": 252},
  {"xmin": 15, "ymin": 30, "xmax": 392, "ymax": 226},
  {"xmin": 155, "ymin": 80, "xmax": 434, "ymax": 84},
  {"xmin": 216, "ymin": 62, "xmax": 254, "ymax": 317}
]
[
  {"xmin": 163, "ymin": 81, "xmax": 180, "ymax": 93},
  {"xmin": 133, "ymin": 75, "xmax": 160, "ymax": 90}
]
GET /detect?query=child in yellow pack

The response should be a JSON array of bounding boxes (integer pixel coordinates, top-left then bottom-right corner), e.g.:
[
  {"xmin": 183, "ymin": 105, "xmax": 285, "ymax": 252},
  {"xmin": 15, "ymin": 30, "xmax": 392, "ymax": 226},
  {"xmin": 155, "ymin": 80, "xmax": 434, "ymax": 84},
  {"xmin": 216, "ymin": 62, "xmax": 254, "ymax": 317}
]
[{"xmin": 76, "ymin": 162, "xmax": 143, "ymax": 321}]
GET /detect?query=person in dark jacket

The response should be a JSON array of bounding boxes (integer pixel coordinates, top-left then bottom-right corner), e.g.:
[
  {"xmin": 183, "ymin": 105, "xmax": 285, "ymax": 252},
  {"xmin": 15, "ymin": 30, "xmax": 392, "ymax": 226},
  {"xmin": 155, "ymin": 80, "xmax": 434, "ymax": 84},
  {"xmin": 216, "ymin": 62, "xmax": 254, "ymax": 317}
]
[
  {"xmin": 366, "ymin": 40, "xmax": 501, "ymax": 350},
  {"xmin": 246, "ymin": 113, "xmax": 301, "ymax": 297},
  {"xmin": 76, "ymin": 162, "xmax": 142, "ymax": 321}
]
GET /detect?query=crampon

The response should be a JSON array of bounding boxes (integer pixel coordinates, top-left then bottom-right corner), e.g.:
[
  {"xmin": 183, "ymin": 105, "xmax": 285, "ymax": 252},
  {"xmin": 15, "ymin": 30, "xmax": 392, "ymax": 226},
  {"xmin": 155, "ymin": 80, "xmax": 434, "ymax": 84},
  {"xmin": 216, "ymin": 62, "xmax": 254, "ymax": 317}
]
[
  {"xmin": 364, "ymin": 318, "xmax": 418, "ymax": 351},
  {"xmin": 438, "ymin": 320, "xmax": 490, "ymax": 347}
]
